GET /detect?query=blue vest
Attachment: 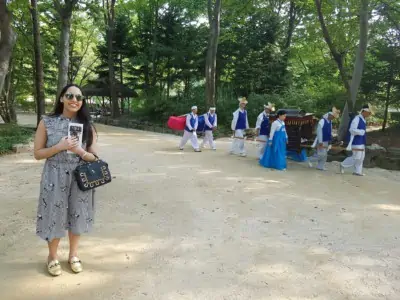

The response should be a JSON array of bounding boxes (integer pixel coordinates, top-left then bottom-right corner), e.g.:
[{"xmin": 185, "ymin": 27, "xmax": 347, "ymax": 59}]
[
  {"xmin": 205, "ymin": 113, "xmax": 216, "ymax": 131},
  {"xmin": 345, "ymin": 113, "xmax": 357, "ymax": 144},
  {"xmin": 322, "ymin": 119, "xmax": 332, "ymax": 142},
  {"xmin": 352, "ymin": 116, "xmax": 367, "ymax": 146},
  {"xmin": 235, "ymin": 110, "xmax": 247, "ymax": 130},
  {"xmin": 259, "ymin": 114, "xmax": 270, "ymax": 136},
  {"xmin": 184, "ymin": 114, "xmax": 196, "ymax": 132}
]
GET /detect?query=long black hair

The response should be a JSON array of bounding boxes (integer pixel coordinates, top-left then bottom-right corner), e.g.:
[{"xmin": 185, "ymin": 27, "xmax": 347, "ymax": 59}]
[{"xmin": 51, "ymin": 83, "xmax": 95, "ymax": 148}]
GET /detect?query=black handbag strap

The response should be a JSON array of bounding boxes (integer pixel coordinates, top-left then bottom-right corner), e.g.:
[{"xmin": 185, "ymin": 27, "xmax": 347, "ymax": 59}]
[{"xmin": 78, "ymin": 152, "xmax": 100, "ymax": 164}]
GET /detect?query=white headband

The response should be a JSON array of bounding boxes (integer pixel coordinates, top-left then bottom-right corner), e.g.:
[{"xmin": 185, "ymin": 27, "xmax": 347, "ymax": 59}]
[
  {"xmin": 191, "ymin": 106, "xmax": 198, "ymax": 110},
  {"xmin": 209, "ymin": 107, "xmax": 216, "ymax": 111}
]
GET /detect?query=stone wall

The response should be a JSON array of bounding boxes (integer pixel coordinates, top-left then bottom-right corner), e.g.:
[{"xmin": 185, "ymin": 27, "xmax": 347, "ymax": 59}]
[{"xmin": 328, "ymin": 145, "xmax": 400, "ymax": 171}]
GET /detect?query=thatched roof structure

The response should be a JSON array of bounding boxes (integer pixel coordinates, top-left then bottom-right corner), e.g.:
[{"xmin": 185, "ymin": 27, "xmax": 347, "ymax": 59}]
[{"xmin": 82, "ymin": 77, "xmax": 138, "ymax": 98}]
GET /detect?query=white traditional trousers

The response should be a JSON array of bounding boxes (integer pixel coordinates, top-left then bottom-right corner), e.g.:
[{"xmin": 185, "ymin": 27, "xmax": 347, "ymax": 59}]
[
  {"xmin": 179, "ymin": 130, "xmax": 200, "ymax": 150},
  {"xmin": 201, "ymin": 130, "xmax": 216, "ymax": 150},
  {"xmin": 309, "ymin": 141, "xmax": 329, "ymax": 170},
  {"xmin": 230, "ymin": 129, "xmax": 246, "ymax": 155},
  {"xmin": 341, "ymin": 150, "xmax": 365, "ymax": 174},
  {"xmin": 257, "ymin": 135, "xmax": 268, "ymax": 159}
]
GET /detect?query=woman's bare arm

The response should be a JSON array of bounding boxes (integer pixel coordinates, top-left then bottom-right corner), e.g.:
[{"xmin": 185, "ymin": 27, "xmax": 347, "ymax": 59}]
[
  {"xmin": 34, "ymin": 120, "xmax": 78, "ymax": 160},
  {"xmin": 33, "ymin": 120, "xmax": 61, "ymax": 160},
  {"xmin": 78, "ymin": 127, "xmax": 98, "ymax": 162}
]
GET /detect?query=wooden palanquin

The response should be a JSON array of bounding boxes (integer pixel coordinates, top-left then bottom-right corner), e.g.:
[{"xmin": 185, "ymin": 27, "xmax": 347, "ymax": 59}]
[{"xmin": 269, "ymin": 109, "xmax": 317, "ymax": 152}]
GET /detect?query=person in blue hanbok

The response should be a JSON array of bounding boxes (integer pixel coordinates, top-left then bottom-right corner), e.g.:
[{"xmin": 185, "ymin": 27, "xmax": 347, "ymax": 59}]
[{"xmin": 260, "ymin": 110, "xmax": 288, "ymax": 170}]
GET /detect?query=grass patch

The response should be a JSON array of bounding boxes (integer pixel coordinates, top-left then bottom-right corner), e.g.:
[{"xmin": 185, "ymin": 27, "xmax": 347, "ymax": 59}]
[{"xmin": 0, "ymin": 124, "xmax": 35, "ymax": 155}]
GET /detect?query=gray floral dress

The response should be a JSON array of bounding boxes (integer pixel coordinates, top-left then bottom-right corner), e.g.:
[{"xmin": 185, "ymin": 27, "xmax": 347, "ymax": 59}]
[{"xmin": 36, "ymin": 115, "xmax": 95, "ymax": 241}]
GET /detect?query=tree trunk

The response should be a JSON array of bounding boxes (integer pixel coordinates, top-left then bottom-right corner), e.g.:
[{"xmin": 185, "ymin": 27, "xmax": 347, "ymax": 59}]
[
  {"xmin": 7, "ymin": 70, "xmax": 17, "ymax": 123},
  {"xmin": 57, "ymin": 18, "xmax": 71, "ymax": 94},
  {"xmin": 68, "ymin": 27, "xmax": 76, "ymax": 83},
  {"xmin": 144, "ymin": 64, "xmax": 150, "ymax": 94},
  {"xmin": 119, "ymin": 55, "xmax": 124, "ymax": 114},
  {"xmin": 315, "ymin": 0, "xmax": 370, "ymax": 141},
  {"xmin": 205, "ymin": 0, "xmax": 222, "ymax": 108},
  {"xmin": 106, "ymin": 0, "xmax": 120, "ymax": 118},
  {"xmin": 382, "ymin": 65, "xmax": 393, "ymax": 132},
  {"xmin": 55, "ymin": 0, "xmax": 78, "ymax": 96},
  {"xmin": 119, "ymin": 55, "xmax": 123, "ymax": 85},
  {"xmin": 279, "ymin": 0, "xmax": 298, "ymax": 82},
  {"xmin": 314, "ymin": 0, "xmax": 352, "ymax": 110},
  {"xmin": 166, "ymin": 57, "xmax": 171, "ymax": 100},
  {"xmin": 0, "ymin": 60, "xmax": 17, "ymax": 123},
  {"xmin": 283, "ymin": 1, "xmax": 296, "ymax": 62},
  {"xmin": 30, "ymin": 0, "xmax": 46, "ymax": 126},
  {"xmin": 0, "ymin": 1, "xmax": 17, "ymax": 104},
  {"xmin": 382, "ymin": 96, "xmax": 390, "ymax": 132},
  {"xmin": 150, "ymin": 0, "xmax": 159, "ymax": 89},
  {"xmin": 337, "ymin": 0, "xmax": 369, "ymax": 140},
  {"xmin": 184, "ymin": 77, "xmax": 190, "ymax": 97}
]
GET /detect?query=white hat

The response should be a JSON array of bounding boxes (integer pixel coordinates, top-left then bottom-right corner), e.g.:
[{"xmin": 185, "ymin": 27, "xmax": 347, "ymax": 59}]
[
  {"xmin": 361, "ymin": 104, "xmax": 375, "ymax": 115},
  {"xmin": 327, "ymin": 107, "xmax": 340, "ymax": 118},
  {"xmin": 191, "ymin": 105, "xmax": 198, "ymax": 110},
  {"xmin": 238, "ymin": 97, "xmax": 248, "ymax": 104},
  {"xmin": 264, "ymin": 102, "xmax": 275, "ymax": 112},
  {"xmin": 209, "ymin": 107, "xmax": 216, "ymax": 111}
]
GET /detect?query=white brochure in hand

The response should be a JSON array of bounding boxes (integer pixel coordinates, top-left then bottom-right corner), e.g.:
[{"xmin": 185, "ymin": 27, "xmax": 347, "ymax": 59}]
[{"xmin": 67, "ymin": 123, "xmax": 83, "ymax": 154}]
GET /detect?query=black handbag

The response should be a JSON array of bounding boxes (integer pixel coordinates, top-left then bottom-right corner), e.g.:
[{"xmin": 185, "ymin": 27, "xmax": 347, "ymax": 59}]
[{"xmin": 74, "ymin": 157, "xmax": 111, "ymax": 191}]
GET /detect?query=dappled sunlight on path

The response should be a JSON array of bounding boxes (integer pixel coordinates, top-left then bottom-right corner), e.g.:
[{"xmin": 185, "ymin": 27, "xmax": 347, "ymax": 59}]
[{"xmin": 0, "ymin": 121, "xmax": 399, "ymax": 300}]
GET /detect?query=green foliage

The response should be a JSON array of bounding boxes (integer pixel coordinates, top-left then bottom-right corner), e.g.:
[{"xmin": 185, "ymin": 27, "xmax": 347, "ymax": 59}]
[
  {"xmin": 4, "ymin": 0, "xmax": 400, "ymax": 129},
  {"xmin": 218, "ymin": 5, "xmax": 289, "ymax": 95},
  {"xmin": 0, "ymin": 125, "xmax": 34, "ymax": 155}
]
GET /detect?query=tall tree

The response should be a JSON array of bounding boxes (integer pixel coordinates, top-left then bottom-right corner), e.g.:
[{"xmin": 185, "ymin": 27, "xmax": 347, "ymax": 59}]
[
  {"xmin": 0, "ymin": 0, "xmax": 17, "ymax": 108},
  {"xmin": 0, "ymin": 56, "xmax": 17, "ymax": 123},
  {"xmin": 205, "ymin": 0, "xmax": 222, "ymax": 107},
  {"xmin": 315, "ymin": 0, "xmax": 370, "ymax": 140},
  {"xmin": 282, "ymin": 1, "xmax": 299, "ymax": 65},
  {"xmin": 104, "ymin": 0, "xmax": 120, "ymax": 118},
  {"xmin": 54, "ymin": 0, "xmax": 79, "ymax": 96},
  {"xmin": 30, "ymin": 0, "xmax": 46, "ymax": 126}
]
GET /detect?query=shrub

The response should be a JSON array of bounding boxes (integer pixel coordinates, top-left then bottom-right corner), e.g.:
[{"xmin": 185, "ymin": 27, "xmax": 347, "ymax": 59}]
[{"xmin": 0, "ymin": 125, "xmax": 34, "ymax": 155}]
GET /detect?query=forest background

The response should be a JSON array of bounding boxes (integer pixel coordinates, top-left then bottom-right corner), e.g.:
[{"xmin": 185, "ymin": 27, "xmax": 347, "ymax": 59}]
[{"xmin": 0, "ymin": 0, "xmax": 399, "ymax": 141}]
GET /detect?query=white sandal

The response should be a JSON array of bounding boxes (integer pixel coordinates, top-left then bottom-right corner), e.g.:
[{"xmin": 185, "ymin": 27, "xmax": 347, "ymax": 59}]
[
  {"xmin": 47, "ymin": 259, "xmax": 62, "ymax": 276},
  {"xmin": 69, "ymin": 256, "xmax": 83, "ymax": 273}
]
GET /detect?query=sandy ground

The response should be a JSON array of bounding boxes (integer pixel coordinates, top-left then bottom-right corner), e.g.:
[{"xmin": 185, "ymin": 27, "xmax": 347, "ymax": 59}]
[{"xmin": 1, "ymin": 115, "xmax": 400, "ymax": 300}]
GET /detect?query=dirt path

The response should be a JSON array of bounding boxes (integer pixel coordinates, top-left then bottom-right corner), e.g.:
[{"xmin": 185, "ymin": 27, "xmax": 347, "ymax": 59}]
[{"xmin": 1, "ymin": 122, "xmax": 399, "ymax": 300}]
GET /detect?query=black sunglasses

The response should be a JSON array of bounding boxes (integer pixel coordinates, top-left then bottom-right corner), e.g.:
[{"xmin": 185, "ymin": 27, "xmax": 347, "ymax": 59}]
[{"xmin": 64, "ymin": 93, "xmax": 84, "ymax": 102}]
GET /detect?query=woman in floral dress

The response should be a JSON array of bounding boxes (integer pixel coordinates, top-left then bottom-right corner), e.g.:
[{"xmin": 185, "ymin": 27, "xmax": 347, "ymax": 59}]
[{"xmin": 34, "ymin": 84, "xmax": 98, "ymax": 276}]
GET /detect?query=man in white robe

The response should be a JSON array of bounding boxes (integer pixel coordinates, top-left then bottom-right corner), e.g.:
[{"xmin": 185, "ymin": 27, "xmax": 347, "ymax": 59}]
[
  {"xmin": 255, "ymin": 103, "xmax": 274, "ymax": 159},
  {"xmin": 340, "ymin": 104, "xmax": 372, "ymax": 176},
  {"xmin": 230, "ymin": 97, "xmax": 250, "ymax": 157},
  {"xmin": 179, "ymin": 106, "xmax": 201, "ymax": 152},
  {"xmin": 308, "ymin": 107, "xmax": 339, "ymax": 170},
  {"xmin": 201, "ymin": 107, "xmax": 217, "ymax": 150}
]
